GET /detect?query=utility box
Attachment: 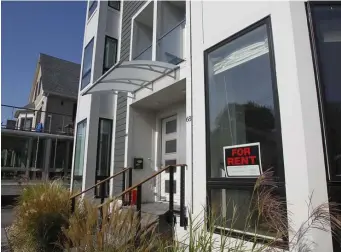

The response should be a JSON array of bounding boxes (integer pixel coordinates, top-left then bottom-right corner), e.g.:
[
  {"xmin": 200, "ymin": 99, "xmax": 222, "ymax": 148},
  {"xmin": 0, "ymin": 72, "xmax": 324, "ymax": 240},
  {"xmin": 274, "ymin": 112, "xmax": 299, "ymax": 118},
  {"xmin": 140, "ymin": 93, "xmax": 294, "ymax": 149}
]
[{"xmin": 133, "ymin": 158, "xmax": 143, "ymax": 169}]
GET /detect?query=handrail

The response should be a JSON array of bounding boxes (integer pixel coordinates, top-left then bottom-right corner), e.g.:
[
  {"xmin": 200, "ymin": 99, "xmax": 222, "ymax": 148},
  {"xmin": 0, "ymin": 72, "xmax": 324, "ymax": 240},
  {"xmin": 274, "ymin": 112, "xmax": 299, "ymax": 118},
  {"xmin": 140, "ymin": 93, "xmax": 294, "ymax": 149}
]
[
  {"xmin": 157, "ymin": 19, "xmax": 186, "ymax": 42},
  {"xmin": 115, "ymin": 164, "xmax": 186, "ymax": 200},
  {"xmin": 133, "ymin": 44, "xmax": 152, "ymax": 60},
  {"xmin": 98, "ymin": 164, "xmax": 186, "ymax": 208},
  {"xmin": 2, "ymin": 104, "xmax": 74, "ymax": 117},
  {"xmin": 70, "ymin": 167, "xmax": 132, "ymax": 199}
]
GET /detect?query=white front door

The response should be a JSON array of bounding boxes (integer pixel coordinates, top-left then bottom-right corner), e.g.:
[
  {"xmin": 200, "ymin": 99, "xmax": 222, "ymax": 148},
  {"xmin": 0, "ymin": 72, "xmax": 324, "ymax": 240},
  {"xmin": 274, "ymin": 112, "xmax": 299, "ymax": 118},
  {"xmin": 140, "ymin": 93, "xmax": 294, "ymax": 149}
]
[{"xmin": 160, "ymin": 115, "xmax": 181, "ymax": 204}]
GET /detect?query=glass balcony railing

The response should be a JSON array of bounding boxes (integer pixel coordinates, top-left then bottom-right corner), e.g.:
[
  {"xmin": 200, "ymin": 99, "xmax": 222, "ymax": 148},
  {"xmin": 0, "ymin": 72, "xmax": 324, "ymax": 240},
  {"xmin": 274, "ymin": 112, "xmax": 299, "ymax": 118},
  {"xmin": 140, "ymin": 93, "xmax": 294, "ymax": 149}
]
[
  {"xmin": 157, "ymin": 19, "xmax": 186, "ymax": 65},
  {"xmin": 133, "ymin": 44, "xmax": 152, "ymax": 60}
]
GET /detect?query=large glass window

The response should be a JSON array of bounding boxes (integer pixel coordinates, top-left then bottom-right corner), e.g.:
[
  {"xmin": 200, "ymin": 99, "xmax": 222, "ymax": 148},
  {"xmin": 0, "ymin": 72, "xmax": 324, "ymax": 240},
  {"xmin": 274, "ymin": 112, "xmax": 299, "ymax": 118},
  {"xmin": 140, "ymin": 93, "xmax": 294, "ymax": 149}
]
[
  {"xmin": 309, "ymin": 4, "xmax": 341, "ymax": 180},
  {"xmin": 204, "ymin": 18, "xmax": 286, "ymax": 238},
  {"xmin": 95, "ymin": 118, "xmax": 112, "ymax": 197},
  {"xmin": 88, "ymin": 0, "xmax": 97, "ymax": 19},
  {"xmin": 96, "ymin": 118, "xmax": 113, "ymax": 177},
  {"xmin": 81, "ymin": 39, "xmax": 94, "ymax": 90},
  {"xmin": 72, "ymin": 119, "xmax": 87, "ymax": 192},
  {"xmin": 103, "ymin": 36, "xmax": 118, "ymax": 74}
]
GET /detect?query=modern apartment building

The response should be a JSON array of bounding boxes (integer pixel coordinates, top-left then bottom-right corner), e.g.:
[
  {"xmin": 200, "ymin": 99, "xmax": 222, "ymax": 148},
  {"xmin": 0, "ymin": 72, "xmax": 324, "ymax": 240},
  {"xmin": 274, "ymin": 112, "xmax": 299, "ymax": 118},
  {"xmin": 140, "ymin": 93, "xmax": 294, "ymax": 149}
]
[{"xmin": 72, "ymin": 1, "xmax": 341, "ymax": 251}]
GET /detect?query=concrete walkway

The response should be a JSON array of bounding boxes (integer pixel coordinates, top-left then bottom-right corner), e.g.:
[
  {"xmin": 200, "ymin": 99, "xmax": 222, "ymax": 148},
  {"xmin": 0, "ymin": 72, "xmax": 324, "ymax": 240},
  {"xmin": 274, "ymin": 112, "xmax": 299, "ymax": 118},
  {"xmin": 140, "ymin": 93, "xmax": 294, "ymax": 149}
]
[{"xmin": 1, "ymin": 207, "xmax": 14, "ymax": 251}]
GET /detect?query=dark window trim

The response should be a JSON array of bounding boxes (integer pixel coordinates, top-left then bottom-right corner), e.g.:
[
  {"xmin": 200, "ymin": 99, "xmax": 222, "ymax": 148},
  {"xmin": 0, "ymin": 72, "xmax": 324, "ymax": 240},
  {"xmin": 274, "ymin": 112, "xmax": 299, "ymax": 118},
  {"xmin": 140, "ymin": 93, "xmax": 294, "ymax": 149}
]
[
  {"xmin": 103, "ymin": 35, "xmax": 118, "ymax": 74},
  {"xmin": 95, "ymin": 117, "xmax": 113, "ymax": 197},
  {"xmin": 108, "ymin": 1, "xmax": 120, "ymax": 11},
  {"xmin": 81, "ymin": 38, "xmax": 94, "ymax": 91},
  {"xmin": 203, "ymin": 16, "xmax": 287, "ymax": 244},
  {"xmin": 305, "ymin": 1, "xmax": 341, "ymax": 182}
]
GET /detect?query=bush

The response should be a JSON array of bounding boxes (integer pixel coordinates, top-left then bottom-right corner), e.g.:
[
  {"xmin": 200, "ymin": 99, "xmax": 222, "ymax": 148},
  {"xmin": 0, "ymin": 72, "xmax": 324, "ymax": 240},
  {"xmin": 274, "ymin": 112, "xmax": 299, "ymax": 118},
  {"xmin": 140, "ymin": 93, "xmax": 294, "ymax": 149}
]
[
  {"xmin": 63, "ymin": 199, "xmax": 160, "ymax": 252},
  {"xmin": 8, "ymin": 180, "xmax": 73, "ymax": 252}
]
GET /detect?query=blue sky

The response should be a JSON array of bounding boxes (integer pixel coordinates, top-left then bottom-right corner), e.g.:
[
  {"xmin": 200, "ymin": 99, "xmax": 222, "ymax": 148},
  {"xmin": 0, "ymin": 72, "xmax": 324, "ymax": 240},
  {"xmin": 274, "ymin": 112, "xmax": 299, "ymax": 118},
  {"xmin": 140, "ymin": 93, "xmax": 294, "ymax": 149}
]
[{"xmin": 1, "ymin": 1, "xmax": 87, "ymax": 123}]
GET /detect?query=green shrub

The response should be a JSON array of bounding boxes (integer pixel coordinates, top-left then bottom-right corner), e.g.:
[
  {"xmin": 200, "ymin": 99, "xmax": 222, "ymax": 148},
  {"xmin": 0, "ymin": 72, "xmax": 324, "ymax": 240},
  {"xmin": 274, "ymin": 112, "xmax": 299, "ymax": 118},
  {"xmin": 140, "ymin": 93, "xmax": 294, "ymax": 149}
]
[{"xmin": 9, "ymin": 180, "xmax": 73, "ymax": 252}]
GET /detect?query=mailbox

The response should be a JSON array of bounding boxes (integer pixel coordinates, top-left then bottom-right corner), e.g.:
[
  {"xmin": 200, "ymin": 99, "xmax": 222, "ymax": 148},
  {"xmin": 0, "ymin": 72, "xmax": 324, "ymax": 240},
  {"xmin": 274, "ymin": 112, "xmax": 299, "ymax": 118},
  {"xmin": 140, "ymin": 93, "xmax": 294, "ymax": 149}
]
[{"xmin": 134, "ymin": 158, "xmax": 143, "ymax": 169}]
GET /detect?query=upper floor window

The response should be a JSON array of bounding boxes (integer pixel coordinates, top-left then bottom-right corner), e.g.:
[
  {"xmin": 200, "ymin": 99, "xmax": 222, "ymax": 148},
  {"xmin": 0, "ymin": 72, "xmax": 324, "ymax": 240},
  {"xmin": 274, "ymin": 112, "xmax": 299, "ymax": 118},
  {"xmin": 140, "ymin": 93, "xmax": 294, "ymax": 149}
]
[
  {"xmin": 103, "ymin": 36, "xmax": 118, "ymax": 74},
  {"xmin": 108, "ymin": 1, "xmax": 120, "ymax": 11},
  {"xmin": 88, "ymin": 0, "xmax": 97, "ymax": 19},
  {"xmin": 81, "ymin": 39, "xmax": 94, "ymax": 90}
]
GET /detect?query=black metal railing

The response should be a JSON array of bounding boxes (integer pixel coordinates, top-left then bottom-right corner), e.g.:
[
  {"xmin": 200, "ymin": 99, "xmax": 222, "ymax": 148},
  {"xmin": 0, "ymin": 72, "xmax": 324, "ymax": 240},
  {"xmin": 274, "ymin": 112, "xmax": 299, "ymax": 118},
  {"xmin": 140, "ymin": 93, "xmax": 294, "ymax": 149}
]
[
  {"xmin": 70, "ymin": 167, "xmax": 133, "ymax": 213},
  {"xmin": 156, "ymin": 19, "xmax": 186, "ymax": 65},
  {"xmin": 1, "ymin": 104, "xmax": 75, "ymax": 136},
  {"xmin": 104, "ymin": 164, "xmax": 188, "ymax": 234},
  {"xmin": 133, "ymin": 44, "xmax": 153, "ymax": 61}
]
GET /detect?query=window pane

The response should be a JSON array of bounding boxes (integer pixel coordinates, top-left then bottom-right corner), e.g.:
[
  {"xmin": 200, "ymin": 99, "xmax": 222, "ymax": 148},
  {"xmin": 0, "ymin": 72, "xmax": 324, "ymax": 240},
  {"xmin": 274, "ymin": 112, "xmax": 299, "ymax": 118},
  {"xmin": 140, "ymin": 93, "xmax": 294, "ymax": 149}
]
[
  {"xmin": 166, "ymin": 119, "xmax": 177, "ymax": 134},
  {"xmin": 81, "ymin": 39, "xmax": 94, "ymax": 90},
  {"xmin": 96, "ymin": 119, "xmax": 112, "ymax": 176},
  {"xmin": 108, "ymin": 1, "xmax": 120, "ymax": 10},
  {"xmin": 206, "ymin": 24, "xmax": 283, "ymax": 178},
  {"xmin": 73, "ymin": 120, "xmax": 87, "ymax": 191},
  {"xmin": 312, "ymin": 5, "xmax": 341, "ymax": 176},
  {"xmin": 210, "ymin": 188, "xmax": 280, "ymax": 237},
  {"xmin": 88, "ymin": 0, "xmax": 97, "ymax": 18},
  {"xmin": 165, "ymin": 139, "xmax": 176, "ymax": 153},
  {"xmin": 103, "ymin": 36, "xmax": 117, "ymax": 73}
]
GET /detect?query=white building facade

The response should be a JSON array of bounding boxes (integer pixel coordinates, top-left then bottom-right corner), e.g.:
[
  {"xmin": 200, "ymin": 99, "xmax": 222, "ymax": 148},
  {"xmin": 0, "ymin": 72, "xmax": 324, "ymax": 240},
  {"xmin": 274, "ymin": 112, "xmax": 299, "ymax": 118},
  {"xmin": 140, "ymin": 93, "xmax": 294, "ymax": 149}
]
[{"xmin": 71, "ymin": 1, "xmax": 341, "ymax": 251}]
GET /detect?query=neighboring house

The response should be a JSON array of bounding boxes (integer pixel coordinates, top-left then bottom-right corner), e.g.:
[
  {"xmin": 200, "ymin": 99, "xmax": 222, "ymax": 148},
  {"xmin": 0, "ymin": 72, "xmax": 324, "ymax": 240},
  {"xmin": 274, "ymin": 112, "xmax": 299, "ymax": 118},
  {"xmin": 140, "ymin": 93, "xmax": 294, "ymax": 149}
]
[
  {"xmin": 71, "ymin": 1, "xmax": 341, "ymax": 251},
  {"xmin": 1, "ymin": 53, "xmax": 80, "ymax": 197},
  {"xmin": 15, "ymin": 53, "xmax": 80, "ymax": 134}
]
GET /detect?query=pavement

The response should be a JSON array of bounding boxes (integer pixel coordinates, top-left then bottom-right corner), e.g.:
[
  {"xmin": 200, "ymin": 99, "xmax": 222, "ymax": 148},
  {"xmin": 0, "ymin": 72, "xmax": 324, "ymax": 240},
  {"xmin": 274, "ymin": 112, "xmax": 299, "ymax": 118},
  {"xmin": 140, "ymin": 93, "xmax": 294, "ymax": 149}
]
[{"xmin": 1, "ymin": 207, "xmax": 15, "ymax": 251}]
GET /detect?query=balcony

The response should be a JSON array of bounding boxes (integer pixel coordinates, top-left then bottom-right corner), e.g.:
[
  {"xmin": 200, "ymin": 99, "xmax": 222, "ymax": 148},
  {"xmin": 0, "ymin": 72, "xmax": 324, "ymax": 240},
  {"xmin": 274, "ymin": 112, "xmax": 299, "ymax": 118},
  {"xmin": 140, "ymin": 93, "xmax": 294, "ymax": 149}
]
[
  {"xmin": 131, "ymin": 1, "xmax": 186, "ymax": 65},
  {"xmin": 156, "ymin": 19, "xmax": 185, "ymax": 65},
  {"xmin": 1, "ymin": 104, "xmax": 75, "ymax": 136}
]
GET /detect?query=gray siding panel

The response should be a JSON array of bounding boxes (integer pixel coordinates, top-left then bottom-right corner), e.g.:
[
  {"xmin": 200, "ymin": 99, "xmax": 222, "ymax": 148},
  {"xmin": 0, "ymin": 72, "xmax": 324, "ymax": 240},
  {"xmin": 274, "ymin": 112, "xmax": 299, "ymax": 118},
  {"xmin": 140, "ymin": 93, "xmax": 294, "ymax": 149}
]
[{"xmin": 113, "ymin": 1, "xmax": 145, "ymax": 196}]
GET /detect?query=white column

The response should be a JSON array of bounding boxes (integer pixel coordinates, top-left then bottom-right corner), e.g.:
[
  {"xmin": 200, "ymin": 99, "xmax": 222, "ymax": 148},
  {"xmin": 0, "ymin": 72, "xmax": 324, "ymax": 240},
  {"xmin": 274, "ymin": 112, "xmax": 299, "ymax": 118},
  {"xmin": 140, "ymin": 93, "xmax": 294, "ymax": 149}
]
[
  {"xmin": 64, "ymin": 140, "xmax": 71, "ymax": 178},
  {"xmin": 25, "ymin": 138, "xmax": 33, "ymax": 177},
  {"xmin": 271, "ymin": 2, "xmax": 332, "ymax": 250},
  {"xmin": 43, "ymin": 139, "xmax": 52, "ymax": 181}
]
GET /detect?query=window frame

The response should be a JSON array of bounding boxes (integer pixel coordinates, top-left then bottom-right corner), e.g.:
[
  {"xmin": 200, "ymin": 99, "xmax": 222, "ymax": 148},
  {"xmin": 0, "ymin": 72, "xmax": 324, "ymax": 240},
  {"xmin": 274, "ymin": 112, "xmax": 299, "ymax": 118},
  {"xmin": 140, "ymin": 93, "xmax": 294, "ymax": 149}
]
[
  {"xmin": 108, "ymin": 1, "xmax": 120, "ymax": 11},
  {"xmin": 88, "ymin": 0, "xmax": 98, "ymax": 19},
  {"xmin": 81, "ymin": 38, "xmax": 94, "ymax": 90},
  {"xmin": 306, "ymin": 1, "xmax": 341, "ymax": 182},
  {"xmin": 203, "ymin": 16, "xmax": 287, "ymax": 244},
  {"xmin": 103, "ymin": 35, "xmax": 118, "ymax": 74},
  {"xmin": 95, "ymin": 117, "xmax": 113, "ymax": 198},
  {"xmin": 72, "ymin": 118, "xmax": 88, "ymax": 191}
]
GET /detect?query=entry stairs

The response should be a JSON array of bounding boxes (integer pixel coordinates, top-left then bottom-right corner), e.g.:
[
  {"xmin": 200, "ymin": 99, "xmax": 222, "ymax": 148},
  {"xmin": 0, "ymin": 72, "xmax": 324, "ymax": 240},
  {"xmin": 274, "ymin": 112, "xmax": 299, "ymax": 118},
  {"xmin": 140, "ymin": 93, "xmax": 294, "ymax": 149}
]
[{"xmin": 70, "ymin": 165, "xmax": 188, "ymax": 244}]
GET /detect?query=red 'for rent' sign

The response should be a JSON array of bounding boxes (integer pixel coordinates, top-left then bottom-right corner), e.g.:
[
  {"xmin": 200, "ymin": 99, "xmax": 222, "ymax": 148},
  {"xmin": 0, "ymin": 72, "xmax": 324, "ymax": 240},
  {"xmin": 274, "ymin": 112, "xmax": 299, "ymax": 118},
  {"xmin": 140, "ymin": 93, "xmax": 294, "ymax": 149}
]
[{"xmin": 223, "ymin": 143, "xmax": 262, "ymax": 177}]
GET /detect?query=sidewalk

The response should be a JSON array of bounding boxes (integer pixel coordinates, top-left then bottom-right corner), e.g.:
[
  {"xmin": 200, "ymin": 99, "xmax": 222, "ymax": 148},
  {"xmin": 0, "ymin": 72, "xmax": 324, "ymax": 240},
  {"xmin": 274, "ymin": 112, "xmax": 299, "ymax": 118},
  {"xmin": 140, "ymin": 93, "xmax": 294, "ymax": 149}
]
[{"xmin": 1, "ymin": 207, "xmax": 14, "ymax": 251}]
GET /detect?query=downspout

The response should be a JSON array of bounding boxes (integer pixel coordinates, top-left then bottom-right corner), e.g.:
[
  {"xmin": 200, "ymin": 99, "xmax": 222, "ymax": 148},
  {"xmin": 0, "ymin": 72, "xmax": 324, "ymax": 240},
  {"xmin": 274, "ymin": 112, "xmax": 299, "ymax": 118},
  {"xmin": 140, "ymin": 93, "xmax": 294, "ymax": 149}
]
[{"xmin": 189, "ymin": 0, "xmax": 194, "ymax": 213}]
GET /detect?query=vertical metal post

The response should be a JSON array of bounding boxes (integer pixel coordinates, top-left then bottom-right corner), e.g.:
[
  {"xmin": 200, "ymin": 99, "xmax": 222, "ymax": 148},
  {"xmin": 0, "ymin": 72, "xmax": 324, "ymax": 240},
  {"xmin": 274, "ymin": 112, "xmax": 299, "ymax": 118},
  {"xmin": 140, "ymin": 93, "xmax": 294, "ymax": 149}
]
[
  {"xmin": 24, "ymin": 113, "xmax": 27, "ymax": 130},
  {"xmin": 100, "ymin": 182, "xmax": 106, "ymax": 205},
  {"xmin": 180, "ymin": 165, "xmax": 186, "ymax": 228},
  {"xmin": 129, "ymin": 168, "xmax": 132, "ymax": 204},
  {"xmin": 99, "ymin": 182, "xmax": 106, "ymax": 228},
  {"xmin": 137, "ymin": 185, "xmax": 142, "ymax": 220},
  {"xmin": 169, "ymin": 165, "xmax": 174, "ymax": 228},
  {"xmin": 62, "ymin": 116, "xmax": 65, "ymax": 133},
  {"xmin": 136, "ymin": 185, "xmax": 142, "ymax": 239},
  {"xmin": 122, "ymin": 171, "xmax": 126, "ymax": 204},
  {"xmin": 71, "ymin": 197, "xmax": 76, "ymax": 213}
]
